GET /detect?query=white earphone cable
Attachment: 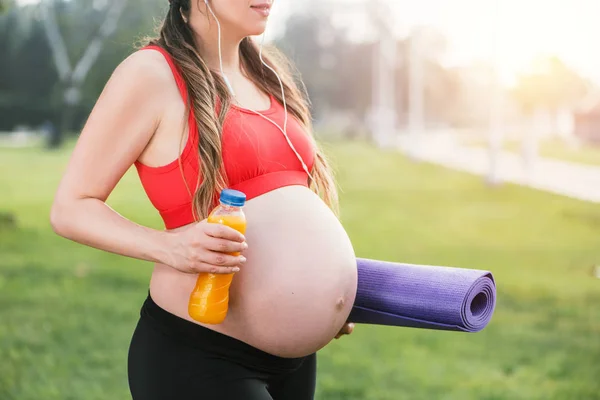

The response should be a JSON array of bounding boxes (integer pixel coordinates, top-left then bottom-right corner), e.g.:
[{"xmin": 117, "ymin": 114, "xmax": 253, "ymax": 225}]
[
  {"xmin": 205, "ymin": 1, "xmax": 236, "ymax": 96},
  {"xmin": 255, "ymin": 33, "xmax": 317, "ymax": 187},
  {"xmin": 205, "ymin": 1, "xmax": 318, "ymax": 192}
]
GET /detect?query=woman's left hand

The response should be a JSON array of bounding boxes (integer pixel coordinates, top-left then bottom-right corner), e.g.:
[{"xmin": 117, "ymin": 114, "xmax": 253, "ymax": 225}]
[{"xmin": 335, "ymin": 322, "xmax": 355, "ymax": 339}]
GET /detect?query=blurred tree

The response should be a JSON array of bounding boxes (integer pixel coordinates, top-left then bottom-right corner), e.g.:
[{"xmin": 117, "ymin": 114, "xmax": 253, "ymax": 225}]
[
  {"xmin": 512, "ymin": 56, "xmax": 589, "ymax": 115},
  {"xmin": 0, "ymin": 0, "xmax": 165, "ymax": 143},
  {"xmin": 276, "ymin": 15, "xmax": 459, "ymax": 133},
  {"xmin": 336, "ymin": 41, "xmax": 375, "ymax": 118},
  {"xmin": 1, "ymin": 1, "xmax": 460, "ymax": 144},
  {"xmin": 0, "ymin": 4, "xmax": 56, "ymax": 130},
  {"xmin": 405, "ymin": 27, "xmax": 460, "ymax": 128},
  {"xmin": 0, "ymin": 0, "xmax": 10, "ymax": 15},
  {"xmin": 512, "ymin": 56, "xmax": 590, "ymax": 142},
  {"xmin": 423, "ymin": 58, "xmax": 461, "ymax": 125},
  {"xmin": 275, "ymin": 13, "xmax": 348, "ymax": 121},
  {"xmin": 42, "ymin": 0, "xmax": 129, "ymax": 148}
]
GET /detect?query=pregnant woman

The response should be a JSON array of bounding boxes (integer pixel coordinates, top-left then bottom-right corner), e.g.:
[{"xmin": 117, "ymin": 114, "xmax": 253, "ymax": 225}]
[{"xmin": 50, "ymin": 0, "xmax": 358, "ymax": 399}]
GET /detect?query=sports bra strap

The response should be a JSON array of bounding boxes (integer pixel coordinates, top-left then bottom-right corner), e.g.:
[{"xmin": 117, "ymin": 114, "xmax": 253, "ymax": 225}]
[{"xmin": 142, "ymin": 45, "xmax": 189, "ymax": 105}]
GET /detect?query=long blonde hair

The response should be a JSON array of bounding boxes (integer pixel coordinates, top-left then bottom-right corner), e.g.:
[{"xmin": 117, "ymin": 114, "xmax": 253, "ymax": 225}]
[{"xmin": 148, "ymin": 1, "xmax": 338, "ymax": 219}]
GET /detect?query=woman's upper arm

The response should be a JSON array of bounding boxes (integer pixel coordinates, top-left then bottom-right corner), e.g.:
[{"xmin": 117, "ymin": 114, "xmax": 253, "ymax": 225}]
[{"xmin": 55, "ymin": 50, "xmax": 169, "ymax": 204}]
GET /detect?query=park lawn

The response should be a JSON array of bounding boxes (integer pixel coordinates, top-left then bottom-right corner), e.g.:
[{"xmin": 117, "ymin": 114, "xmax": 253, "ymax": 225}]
[
  {"xmin": 1, "ymin": 141, "xmax": 599, "ymax": 400},
  {"xmin": 534, "ymin": 138, "xmax": 600, "ymax": 166},
  {"xmin": 463, "ymin": 136, "xmax": 600, "ymax": 167}
]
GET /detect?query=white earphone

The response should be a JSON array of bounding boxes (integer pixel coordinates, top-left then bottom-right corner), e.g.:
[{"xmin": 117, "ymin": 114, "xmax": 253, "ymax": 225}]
[{"xmin": 203, "ymin": 0, "xmax": 318, "ymax": 189}]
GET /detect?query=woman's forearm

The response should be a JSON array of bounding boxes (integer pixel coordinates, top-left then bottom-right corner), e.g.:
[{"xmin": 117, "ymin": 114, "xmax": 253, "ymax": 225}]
[{"xmin": 50, "ymin": 197, "xmax": 173, "ymax": 266}]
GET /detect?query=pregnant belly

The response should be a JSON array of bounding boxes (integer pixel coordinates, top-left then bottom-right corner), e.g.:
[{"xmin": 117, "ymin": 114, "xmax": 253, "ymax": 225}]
[{"xmin": 150, "ymin": 186, "xmax": 358, "ymax": 358}]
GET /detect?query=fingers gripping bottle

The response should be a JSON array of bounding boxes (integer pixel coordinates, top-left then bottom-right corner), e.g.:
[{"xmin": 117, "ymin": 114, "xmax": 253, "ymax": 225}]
[{"xmin": 188, "ymin": 189, "xmax": 247, "ymax": 324}]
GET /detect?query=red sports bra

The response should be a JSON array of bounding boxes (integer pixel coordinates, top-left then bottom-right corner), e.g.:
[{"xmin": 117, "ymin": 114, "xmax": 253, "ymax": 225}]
[{"xmin": 134, "ymin": 45, "xmax": 316, "ymax": 229}]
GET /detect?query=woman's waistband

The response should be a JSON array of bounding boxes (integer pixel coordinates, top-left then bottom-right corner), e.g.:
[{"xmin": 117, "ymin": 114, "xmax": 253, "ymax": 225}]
[{"xmin": 140, "ymin": 292, "xmax": 307, "ymax": 374}]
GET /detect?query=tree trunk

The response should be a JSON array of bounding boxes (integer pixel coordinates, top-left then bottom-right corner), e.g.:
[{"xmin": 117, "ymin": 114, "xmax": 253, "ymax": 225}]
[{"xmin": 47, "ymin": 121, "xmax": 63, "ymax": 149}]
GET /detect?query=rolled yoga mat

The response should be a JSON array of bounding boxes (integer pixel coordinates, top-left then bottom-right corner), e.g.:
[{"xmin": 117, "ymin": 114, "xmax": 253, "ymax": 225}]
[{"xmin": 349, "ymin": 258, "xmax": 496, "ymax": 332}]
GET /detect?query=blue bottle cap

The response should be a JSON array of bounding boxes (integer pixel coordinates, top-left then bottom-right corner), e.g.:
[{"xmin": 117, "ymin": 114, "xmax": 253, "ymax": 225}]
[{"xmin": 220, "ymin": 189, "xmax": 246, "ymax": 207}]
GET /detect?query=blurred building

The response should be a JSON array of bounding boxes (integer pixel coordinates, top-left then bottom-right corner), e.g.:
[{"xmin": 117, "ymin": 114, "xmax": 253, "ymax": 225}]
[{"xmin": 573, "ymin": 92, "xmax": 600, "ymax": 145}]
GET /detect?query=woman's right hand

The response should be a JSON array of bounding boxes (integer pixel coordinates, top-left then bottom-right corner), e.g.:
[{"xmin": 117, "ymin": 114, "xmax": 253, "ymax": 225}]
[{"xmin": 165, "ymin": 220, "xmax": 248, "ymax": 274}]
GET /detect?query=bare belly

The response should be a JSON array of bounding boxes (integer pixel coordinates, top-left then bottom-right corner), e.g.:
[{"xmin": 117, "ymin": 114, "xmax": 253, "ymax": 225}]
[{"xmin": 149, "ymin": 186, "xmax": 358, "ymax": 358}]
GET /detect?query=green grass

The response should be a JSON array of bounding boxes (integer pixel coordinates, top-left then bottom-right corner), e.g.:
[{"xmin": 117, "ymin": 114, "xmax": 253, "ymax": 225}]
[
  {"xmin": 463, "ymin": 136, "xmax": 600, "ymax": 166},
  {"xmin": 1, "ymin": 141, "xmax": 599, "ymax": 400}
]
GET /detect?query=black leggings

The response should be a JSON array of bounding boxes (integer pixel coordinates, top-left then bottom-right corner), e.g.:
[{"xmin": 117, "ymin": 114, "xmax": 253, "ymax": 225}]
[{"xmin": 128, "ymin": 294, "xmax": 317, "ymax": 400}]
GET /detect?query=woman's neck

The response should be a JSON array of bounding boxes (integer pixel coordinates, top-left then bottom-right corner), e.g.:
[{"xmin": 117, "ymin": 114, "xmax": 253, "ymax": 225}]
[{"xmin": 195, "ymin": 29, "xmax": 243, "ymax": 76}]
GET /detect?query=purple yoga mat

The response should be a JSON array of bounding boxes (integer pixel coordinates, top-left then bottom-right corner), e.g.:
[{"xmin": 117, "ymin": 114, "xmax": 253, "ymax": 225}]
[{"xmin": 349, "ymin": 258, "xmax": 496, "ymax": 332}]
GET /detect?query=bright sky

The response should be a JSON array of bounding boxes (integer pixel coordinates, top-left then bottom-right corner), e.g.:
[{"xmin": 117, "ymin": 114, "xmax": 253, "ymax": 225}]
[{"xmin": 18, "ymin": 0, "xmax": 600, "ymax": 85}]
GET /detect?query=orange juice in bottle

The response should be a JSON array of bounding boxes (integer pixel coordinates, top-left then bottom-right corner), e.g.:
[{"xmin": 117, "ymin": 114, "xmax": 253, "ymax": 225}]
[{"xmin": 188, "ymin": 189, "xmax": 247, "ymax": 324}]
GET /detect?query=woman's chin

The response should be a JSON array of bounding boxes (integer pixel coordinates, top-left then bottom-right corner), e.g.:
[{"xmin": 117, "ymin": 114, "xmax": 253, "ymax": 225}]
[{"xmin": 245, "ymin": 24, "xmax": 268, "ymax": 38}]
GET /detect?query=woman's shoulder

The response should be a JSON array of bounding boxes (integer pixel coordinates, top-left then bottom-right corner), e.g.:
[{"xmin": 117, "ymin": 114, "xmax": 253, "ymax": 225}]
[{"xmin": 108, "ymin": 46, "xmax": 176, "ymax": 94}]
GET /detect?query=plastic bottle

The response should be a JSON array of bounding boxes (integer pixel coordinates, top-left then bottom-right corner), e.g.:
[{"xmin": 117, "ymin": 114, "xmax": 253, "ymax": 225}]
[{"xmin": 188, "ymin": 189, "xmax": 247, "ymax": 324}]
